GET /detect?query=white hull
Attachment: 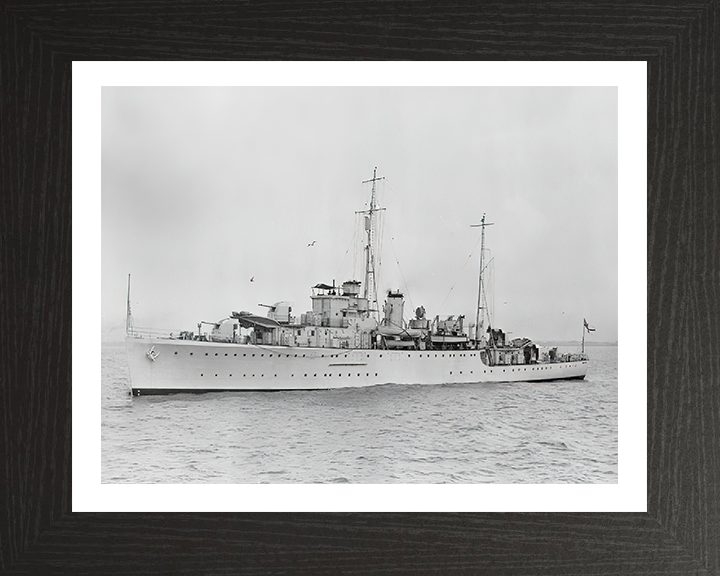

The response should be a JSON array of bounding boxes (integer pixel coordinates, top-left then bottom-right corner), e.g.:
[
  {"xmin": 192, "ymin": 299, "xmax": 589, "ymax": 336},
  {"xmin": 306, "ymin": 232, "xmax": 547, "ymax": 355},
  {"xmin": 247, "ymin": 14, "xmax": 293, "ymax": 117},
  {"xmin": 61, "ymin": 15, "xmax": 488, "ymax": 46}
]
[{"xmin": 126, "ymin": 336, "xmax": 588, "ymax": 395}]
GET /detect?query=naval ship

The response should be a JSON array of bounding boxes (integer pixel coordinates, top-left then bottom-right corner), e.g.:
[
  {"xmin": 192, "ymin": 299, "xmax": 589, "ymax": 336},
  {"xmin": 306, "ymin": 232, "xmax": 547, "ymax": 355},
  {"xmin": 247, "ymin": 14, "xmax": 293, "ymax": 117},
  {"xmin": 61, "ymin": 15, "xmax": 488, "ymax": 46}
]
[{"xmin": 125, "ymin": 169, "xmax": 589, "ymax": 395}]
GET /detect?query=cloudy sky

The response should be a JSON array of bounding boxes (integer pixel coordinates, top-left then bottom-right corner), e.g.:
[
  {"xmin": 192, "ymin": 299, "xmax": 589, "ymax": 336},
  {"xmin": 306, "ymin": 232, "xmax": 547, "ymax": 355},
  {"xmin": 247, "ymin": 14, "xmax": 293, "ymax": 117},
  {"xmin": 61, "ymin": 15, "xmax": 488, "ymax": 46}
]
[{"xmin": 102, "ymin": 86, "xmax": 617, "ymax": 343}]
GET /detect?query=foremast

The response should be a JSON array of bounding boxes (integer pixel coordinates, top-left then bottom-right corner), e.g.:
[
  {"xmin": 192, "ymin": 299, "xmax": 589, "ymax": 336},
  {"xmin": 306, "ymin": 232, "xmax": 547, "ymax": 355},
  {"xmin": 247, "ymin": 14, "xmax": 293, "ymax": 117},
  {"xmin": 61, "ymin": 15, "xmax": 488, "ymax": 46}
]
[{"xmin": 357, "ymin": 167, "xmax": 385, "ymax": 321}]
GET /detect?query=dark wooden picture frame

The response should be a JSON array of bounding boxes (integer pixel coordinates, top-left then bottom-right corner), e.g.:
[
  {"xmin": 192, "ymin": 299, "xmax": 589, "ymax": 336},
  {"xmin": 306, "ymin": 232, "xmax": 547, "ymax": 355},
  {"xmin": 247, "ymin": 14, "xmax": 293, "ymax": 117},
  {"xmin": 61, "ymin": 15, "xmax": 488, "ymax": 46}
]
[{"xmin": 2, "ymin": 2, "xmax": 718, "ymax": 574}]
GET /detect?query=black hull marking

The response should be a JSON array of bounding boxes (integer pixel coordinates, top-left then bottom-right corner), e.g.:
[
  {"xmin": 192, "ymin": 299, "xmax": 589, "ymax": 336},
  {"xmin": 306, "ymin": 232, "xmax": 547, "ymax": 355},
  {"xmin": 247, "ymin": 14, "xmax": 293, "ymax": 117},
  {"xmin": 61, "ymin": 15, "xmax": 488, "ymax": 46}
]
[
  {"xmin": 132, "ymin": 388, "xmax": 334, "ymax": 396},
  {"xmin": 131, "ymin": 374, "xmax": 586, "ymax": 396}
]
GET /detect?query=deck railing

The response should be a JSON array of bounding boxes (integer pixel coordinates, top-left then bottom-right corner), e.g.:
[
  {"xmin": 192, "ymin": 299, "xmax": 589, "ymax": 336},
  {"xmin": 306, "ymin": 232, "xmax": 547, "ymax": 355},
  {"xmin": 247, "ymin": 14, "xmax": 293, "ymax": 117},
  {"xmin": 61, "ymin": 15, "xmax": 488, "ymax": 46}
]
[{"xmin": 127, "ymin": 326, "xmax": 183, "ymax": 339}]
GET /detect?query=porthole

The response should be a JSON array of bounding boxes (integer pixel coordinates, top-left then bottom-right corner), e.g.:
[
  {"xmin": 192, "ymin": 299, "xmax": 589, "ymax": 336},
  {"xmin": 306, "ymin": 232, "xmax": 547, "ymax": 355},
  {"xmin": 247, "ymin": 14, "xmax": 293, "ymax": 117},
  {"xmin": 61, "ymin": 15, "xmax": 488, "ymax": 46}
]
[
  {"xmin": 215, "ymin": 353, "xmax": 218, "ymax": 356},
  {"xmin": 190, "ymin": 352, "xmax": 193, "ymax": 356},
  {"xmin": 205, "ymin": 353, "xmax": 209, "ymax": 356},
  {"xmin": 201, "ymin": 373, "xmax": 204, "ymax": 376},
  {"xmin": 224, "ymin": 353, "xmax": 228, "ymax": 356},
  {"xmin": 214, "ymin": 374, "xmax": 217, "ymax": 377},
  {"xmin": 174, "ymin": 351, "xmax": 178, "ymax": 355},
  {"xmin": 233, "ymin": 353, "xmax": 237, "ymax": 357}
]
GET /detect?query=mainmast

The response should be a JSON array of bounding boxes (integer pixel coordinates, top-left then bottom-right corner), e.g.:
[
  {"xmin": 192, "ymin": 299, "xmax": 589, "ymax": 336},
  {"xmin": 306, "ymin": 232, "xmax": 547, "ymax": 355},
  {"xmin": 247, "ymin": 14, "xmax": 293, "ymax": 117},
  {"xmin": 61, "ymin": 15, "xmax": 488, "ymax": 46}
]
[
  {"xmin": 126, "ymin": 273, "xmax": 133, "ymax": 336},
  {"xmin": 357, "ymin": 167, "xmax": 385, "ymax": 320},
  {"xmin": 471, "ymin": 214, "xmax": 493, "ymax": 343}
]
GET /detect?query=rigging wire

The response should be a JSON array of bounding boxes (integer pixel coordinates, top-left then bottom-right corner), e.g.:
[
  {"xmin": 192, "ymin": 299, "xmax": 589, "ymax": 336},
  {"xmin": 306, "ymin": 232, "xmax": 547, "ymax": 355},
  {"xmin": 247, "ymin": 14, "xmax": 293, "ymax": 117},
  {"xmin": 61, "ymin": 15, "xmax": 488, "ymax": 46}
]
[
  {"xmin": 338, "ymin": 180, "xmax": 372, "ymax": 284},
  {"xmin": 371, "ymin": 183, "xmax": 386, "ymax": 316},
  {"xmin": 374, "ymin": 206, "xmax": 384, "ymax": 313},
  {"xmin": 488, "ymin": 256, "xmax": 495, "ymax": 326},
  {"xmin": 383, "ymin": 179, "xmax": 404, "ymax": 206},
  {"xmin": 335, "ymin": 212, "xmax": 359, "ymax": 284},
  {"xmin": 477, "ymin": 251, "xmax": 494, "ymax": 330},
  {"xmin": 381, "ymin": 218, "xmax": 415, "ymax": 314},
  {"xmin": 436, "ymin": 234, "xmax": 483, "ymax": 316},
  {"xmin": 380, "ymin": 178, "xmax": 413, "ymax": 322},
  {"xmin": 355, "ymin": 179, "xmax": 369, "ymax": 281},
  {"xmin": 352, "ymin": 212, "xmax": 359, "ymax": 280}
]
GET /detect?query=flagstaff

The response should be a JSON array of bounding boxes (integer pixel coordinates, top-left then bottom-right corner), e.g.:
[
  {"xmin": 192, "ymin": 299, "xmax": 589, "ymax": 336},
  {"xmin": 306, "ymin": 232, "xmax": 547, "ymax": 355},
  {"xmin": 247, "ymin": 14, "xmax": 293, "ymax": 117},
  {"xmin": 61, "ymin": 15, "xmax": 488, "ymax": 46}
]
[
  {"xmin": 126, "ymin": 274, "xmax": 133, "ymax": 336},
  {"xmin": 582, "ymin": 318, "xmax": 595, "ymax": 353}
]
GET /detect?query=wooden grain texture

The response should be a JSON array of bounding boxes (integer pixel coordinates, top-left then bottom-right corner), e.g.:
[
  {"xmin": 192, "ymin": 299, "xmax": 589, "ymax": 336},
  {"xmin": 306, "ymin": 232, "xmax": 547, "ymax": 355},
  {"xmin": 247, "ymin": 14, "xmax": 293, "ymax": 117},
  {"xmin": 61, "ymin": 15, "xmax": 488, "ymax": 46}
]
[{"xmin": 1, "ymin": 1, "xmax": 718, "ymax": 574}]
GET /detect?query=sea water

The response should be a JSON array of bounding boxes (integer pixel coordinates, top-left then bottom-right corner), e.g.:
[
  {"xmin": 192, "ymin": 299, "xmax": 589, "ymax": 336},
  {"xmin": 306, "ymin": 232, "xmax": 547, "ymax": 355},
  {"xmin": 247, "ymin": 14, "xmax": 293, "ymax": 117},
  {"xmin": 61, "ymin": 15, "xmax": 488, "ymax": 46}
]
[{"xmin": 101, "ymin": 342, "xmax": 617, "ymax": 483}]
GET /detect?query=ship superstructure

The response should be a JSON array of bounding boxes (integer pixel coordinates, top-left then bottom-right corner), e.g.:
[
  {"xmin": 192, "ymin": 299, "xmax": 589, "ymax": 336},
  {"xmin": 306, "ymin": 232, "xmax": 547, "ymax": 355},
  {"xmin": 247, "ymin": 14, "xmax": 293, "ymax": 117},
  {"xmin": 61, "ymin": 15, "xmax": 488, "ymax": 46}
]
[{"xmin": 125, "ymin": 169, "xmax": 589, "ymax": 395}]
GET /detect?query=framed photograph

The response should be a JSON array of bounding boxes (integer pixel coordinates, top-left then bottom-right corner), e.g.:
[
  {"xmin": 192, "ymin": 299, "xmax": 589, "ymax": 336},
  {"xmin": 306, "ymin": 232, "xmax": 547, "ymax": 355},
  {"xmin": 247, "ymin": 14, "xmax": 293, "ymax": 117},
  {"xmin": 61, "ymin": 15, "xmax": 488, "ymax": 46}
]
[{"xmin": 4, "ymin": 4, "xmax": 717, "ymax": 574}]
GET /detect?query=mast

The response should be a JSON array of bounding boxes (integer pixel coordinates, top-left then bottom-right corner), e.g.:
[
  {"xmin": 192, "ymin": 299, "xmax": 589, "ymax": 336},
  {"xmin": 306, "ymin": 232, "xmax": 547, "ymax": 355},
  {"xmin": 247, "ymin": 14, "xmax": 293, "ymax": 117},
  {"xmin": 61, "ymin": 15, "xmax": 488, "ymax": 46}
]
[
  {"xmin": 471, "ymin": 214, "xmax": 494, "ymax": 344},
  {"xmin": 125, "ymin": 273, "xmax": 133, "ymax": 336},
  {"xmin": 357, "ymin": 167, "xmax": 385, "ymax": 320}
]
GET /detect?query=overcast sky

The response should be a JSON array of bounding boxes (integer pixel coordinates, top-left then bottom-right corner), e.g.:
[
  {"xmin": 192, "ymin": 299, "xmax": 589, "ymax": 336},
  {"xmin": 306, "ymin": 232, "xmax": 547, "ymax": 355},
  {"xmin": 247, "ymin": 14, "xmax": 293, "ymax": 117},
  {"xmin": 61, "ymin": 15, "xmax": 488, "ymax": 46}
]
[{"xmin": 102, "ymin": 86, "xmax": 617, "ymax": 343}]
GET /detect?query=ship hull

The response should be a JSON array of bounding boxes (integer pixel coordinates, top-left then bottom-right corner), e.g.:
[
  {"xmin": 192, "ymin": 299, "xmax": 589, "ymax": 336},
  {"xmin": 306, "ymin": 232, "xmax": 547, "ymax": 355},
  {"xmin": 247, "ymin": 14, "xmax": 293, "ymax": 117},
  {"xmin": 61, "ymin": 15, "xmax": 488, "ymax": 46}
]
[{"xmin": 126, "ymin": 336, "xmax": 589, "ymax": 395}]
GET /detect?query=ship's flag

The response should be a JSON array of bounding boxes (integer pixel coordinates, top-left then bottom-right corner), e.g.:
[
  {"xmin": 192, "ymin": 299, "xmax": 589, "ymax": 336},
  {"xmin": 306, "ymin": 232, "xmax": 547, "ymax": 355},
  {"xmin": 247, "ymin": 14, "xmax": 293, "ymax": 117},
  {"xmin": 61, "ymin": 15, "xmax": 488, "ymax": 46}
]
[{"xmin": 584, "ymin": 318, "xmax": 595, "ymax": 332}]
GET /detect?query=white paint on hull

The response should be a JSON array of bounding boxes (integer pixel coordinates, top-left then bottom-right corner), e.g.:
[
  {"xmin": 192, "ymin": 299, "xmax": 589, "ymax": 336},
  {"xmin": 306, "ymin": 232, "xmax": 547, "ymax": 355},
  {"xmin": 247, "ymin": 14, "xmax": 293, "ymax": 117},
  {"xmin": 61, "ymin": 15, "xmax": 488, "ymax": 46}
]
[{"xmin": 126, "ymin": 336, "xmax": 588, "ymax": 393}]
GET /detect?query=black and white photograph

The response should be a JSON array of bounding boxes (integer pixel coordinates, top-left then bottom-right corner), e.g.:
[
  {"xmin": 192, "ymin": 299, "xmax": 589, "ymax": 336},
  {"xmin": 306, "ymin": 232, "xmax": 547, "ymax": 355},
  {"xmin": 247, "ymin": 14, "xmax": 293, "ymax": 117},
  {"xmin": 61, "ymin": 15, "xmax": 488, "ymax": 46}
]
[{"xmin": 101, "ymin": 85, "xmax": 618, "ymax": 485}]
